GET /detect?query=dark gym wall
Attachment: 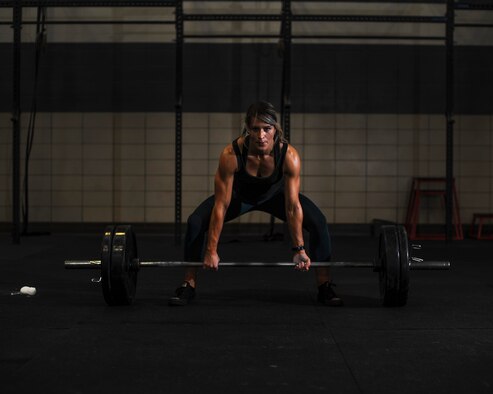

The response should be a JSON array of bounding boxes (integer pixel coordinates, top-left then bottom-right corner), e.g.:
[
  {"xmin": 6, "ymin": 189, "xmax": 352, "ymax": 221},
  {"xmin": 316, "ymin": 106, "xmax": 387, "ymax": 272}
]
[{"xmin": 0, "ymin": 43, "xmax": 492, "ymax": 114}]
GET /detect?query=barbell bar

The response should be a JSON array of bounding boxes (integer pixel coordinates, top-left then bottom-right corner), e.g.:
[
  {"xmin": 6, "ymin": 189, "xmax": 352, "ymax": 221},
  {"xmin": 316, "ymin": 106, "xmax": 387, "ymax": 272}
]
[
  {"xmin": 64, "ymin": 260, "xmax": 450, "ymax": 270},
  {"xmin": 64, "ymin": 224, "xmax": 450, "ymax": 307}
]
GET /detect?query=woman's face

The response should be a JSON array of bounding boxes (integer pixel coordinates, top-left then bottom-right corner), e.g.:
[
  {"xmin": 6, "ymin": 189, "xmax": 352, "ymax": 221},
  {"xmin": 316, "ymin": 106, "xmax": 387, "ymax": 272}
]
[{"xmin": 247, "ymin": 118, "xmax": 276, "ymax": 155}]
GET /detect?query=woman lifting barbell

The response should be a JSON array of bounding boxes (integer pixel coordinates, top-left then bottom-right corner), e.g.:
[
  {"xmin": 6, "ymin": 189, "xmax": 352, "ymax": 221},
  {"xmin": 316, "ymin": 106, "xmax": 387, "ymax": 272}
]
[{"xmin": 169, "ymin": 101, "xmax": 343, "ymax": 307}]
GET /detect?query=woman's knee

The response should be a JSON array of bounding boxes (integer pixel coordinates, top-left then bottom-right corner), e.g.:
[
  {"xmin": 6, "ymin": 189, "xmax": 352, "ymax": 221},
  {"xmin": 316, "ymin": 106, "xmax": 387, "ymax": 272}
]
[
  {"xmin": 185, "ymin": 213, "xmax": 209, "ymax": 241},
  {"xmin": 187, "ymin": 213, "xmax": 201, "ymax": 229},
  {"xmin": 304, "ymin": 210, "xmax": 329, "ymax": 236}
]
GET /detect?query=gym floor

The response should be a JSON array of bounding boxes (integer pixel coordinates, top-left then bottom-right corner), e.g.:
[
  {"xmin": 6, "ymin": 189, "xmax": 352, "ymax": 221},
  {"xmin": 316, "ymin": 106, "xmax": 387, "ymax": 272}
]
[{"xmin": 1, "ymin": 230, "xmax": 492, "ymax": 394}]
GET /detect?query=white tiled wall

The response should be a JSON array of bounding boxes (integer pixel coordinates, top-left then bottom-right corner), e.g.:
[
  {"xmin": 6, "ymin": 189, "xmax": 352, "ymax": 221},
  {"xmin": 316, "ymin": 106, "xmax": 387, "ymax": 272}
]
[{"xmin": 1, "ymin": 112, "xmax": 492, "ymax": 226}]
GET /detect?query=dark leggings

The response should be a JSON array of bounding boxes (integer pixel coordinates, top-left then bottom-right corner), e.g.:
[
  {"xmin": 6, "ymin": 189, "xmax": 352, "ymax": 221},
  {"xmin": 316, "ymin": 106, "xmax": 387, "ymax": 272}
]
[{"xmin": 184, "ymin": 192, "xmax": 331, "ymax": 262}]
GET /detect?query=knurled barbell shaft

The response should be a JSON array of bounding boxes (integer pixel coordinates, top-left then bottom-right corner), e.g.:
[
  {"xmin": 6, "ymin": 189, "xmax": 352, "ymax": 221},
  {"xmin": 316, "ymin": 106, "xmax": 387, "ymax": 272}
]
[
  {"xmin": 64, "ymin": 260, "xmax": 374, "ymax": 269},
  {"xmin": 64, "ymin": 260, "xmax": 450, "ymax": 270},
  {"xmin": 141, "ymin": 261, "xmax": 375, "ymax": 268}
]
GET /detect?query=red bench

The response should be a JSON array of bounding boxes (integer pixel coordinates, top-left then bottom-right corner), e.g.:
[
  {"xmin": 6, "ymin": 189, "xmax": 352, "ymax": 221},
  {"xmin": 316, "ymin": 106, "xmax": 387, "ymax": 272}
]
[
  {"xmin": 405, "ymin": 177, "xmax": 463, "ymax": 240},
  {"xmin": 470, "ymin": 213, "xmax": 493, "ymax": 240}
]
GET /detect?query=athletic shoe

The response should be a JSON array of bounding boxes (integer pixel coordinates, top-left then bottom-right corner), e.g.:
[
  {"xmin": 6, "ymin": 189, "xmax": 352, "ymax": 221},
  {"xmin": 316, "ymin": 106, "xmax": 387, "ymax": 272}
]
[
  {"xmin": 317, "ymin": 281, "xmax": 343, "ymax": 306},
  {"xmin": 168, "ymin": 282, "xmax": 196, "ymax": 306}
]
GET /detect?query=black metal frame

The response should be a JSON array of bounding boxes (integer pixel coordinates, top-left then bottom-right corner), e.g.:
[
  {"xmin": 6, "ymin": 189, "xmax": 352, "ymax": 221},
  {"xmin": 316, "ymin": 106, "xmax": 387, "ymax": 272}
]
[
  {"xmin": 4, "ymin": 0, "xmax": 491, "ymax": 244},
  {"xmin": 445, "ymin": 0, "xmax": 455, "ymax": 241},
  {"xmin": 0, "ymin": 1, "xmax": 177, "ymax": 6},
  {"xmin": 0, "ymin": 20, "xmax": 175, "ymax": 25},
  {"xmin": 175, "ymin": 0, "xmax": 183, "ymax": 245},
  {"xmin": 11, "ymin": 1, "xmax": 22, "ymax": 244},
  {"xmin": 280, "ymin": 0, "xmax": 291, "ymax": 142}
]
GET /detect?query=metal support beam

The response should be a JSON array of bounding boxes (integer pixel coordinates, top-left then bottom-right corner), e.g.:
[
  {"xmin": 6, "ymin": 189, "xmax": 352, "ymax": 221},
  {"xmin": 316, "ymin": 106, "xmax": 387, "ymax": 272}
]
[
  {"xmin": 455, "ymin": 2, "xmax": 493, "ymax": 10},
  {"xmin": 445, "ymin": 0, "xmax": 455, "ymax": 241},
  {"xmin": 183, "ymin": 14, "xmax": 446, "ymax": 23},
  {"xmin": 267, "ymin": 0, "xmax": 291, "ymax": 240},
  {"xmin": 181, "ymin": 33, "xmax": 445, "ymax": 41},
  {"xmin": 174, "ymin": 0, "xmax": 183, "ymax": 245},
  {"xmin": 281, "ymin": 0, "xmax": 291, "ymax": 142},
  {"xmin": 0, "ymin": 20, "xmax": 175, "ymax": 25},
  {"xmin": 0, "ymin": 1, "xmax": 176, "ymax": 7},
  {"xmin": 11, "ymin": 1, "xmax": 22, "ymax": 245}
]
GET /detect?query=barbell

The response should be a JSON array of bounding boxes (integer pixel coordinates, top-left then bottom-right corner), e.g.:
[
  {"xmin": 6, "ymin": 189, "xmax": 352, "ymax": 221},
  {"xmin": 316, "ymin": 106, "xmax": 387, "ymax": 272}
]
[{"xmin": 65, "ymin": 224, "xmax": 450, "ymax": 307}]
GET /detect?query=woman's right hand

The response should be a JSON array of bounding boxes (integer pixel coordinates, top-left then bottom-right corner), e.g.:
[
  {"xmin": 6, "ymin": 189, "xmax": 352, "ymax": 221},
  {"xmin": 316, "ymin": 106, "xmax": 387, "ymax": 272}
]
[{"xmin": 203, "ymin": 251, "xmax": 220, "ymax": 271}]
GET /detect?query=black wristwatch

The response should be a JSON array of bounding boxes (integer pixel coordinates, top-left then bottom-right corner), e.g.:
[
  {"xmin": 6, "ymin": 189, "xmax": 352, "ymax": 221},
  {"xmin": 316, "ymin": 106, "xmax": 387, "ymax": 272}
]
[{"xmin": 291, "ymin": 245, "xmax": 305, "ymax": 252}]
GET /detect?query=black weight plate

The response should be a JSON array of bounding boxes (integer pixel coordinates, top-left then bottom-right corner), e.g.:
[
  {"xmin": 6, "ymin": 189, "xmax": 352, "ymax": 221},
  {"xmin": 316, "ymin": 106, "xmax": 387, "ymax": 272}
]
[
  {"xmin": 101, "ymin": 226, "xmax": 115, "ymax": 305},
  {"xmin": 396, "ymin": 225, "xmax": 410, "ymax": 306},
  {"xmin": 109, "ymin": 225, "xmax": 138, "ymax": 305},
  {"xmin": 379, "ymin": 225, "xmax": 400, "ymax": 307}
]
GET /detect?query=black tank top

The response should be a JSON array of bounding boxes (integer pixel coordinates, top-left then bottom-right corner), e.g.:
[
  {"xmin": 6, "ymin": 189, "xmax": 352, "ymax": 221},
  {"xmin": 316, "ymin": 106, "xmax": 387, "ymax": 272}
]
[{"xmin": 231, "ymin": 136, "xmax": 288, "ymax": 204}]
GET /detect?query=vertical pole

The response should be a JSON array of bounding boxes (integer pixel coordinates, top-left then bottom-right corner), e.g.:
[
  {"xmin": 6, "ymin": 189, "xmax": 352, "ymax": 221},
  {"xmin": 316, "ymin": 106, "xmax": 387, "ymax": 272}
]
[
  {"xmin": 281, "ymin": 0, "xmax": 291, "ymax": 142},
  {"xmin": 445, "ymin": 0, "xmax": 455, "ymax": 241},
  {"xmin": 12, "ymin": 1, "xmax": 22, "ymax": 244},
  {"xmin": 175, "ymin": 0, "xmax": 183, "ymax": 245},
  {"xmin": 268, "ymin": 0, "xmax": 291, "ymax": 240}
]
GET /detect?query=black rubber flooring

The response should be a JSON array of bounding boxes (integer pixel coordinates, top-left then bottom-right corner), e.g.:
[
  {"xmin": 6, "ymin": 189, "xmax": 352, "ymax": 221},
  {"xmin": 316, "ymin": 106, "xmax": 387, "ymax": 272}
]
[{"xmin": 1, "ymin": 231, "xmax": 493, "ymax": 394}]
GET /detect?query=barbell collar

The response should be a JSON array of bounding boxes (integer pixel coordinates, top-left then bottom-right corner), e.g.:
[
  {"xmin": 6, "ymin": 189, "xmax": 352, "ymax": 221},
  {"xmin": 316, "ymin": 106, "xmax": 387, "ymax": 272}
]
[
  {"xmin": 409, "ymin": 260, "xmax": 450, "ymax": 270},
  {"xmin": 65, "ymin": 260, "xmax": 102, "ymax": 269}
]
